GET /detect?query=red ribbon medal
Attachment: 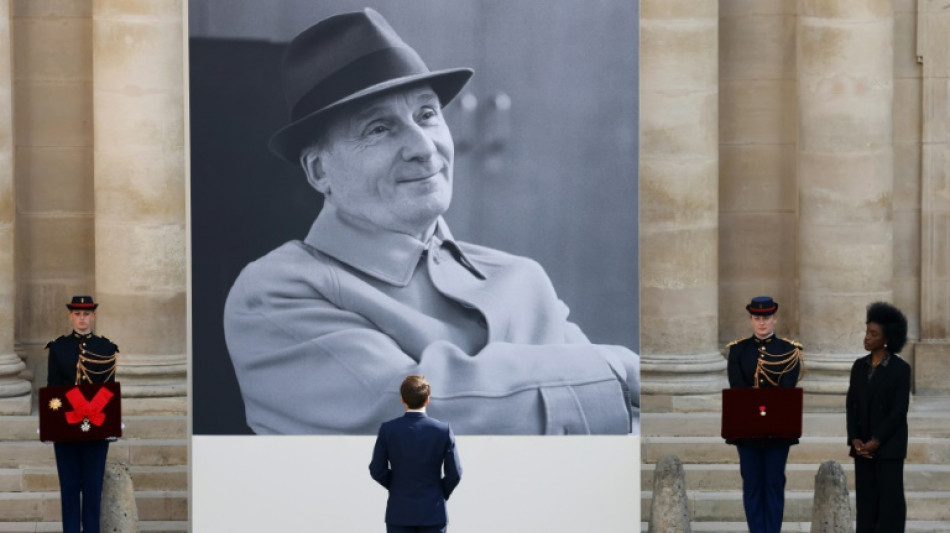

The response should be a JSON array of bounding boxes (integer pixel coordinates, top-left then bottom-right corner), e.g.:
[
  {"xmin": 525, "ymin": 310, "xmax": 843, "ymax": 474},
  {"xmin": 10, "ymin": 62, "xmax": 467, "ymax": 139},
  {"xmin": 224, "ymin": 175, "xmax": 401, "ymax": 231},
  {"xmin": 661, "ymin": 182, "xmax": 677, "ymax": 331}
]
[{"xmin": 64, "ymin": 386, "xmax": 114, "ymax": 427}]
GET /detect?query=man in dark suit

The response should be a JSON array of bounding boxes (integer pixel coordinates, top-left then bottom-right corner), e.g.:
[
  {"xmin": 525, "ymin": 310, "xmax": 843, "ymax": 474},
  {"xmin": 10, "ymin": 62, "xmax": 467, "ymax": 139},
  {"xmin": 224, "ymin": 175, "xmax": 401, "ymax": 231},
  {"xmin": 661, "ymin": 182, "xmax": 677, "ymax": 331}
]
[{"xmin": 370, "ymin": 375, "xmax": 462, "ymax": 533}]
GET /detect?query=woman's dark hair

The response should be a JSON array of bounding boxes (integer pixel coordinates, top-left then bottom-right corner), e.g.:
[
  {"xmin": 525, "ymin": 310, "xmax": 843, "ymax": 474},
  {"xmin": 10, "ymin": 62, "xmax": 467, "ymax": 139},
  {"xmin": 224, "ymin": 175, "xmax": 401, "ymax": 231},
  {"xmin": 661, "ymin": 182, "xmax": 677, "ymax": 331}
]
[{"xmin": 866, "ymin": 301, "xmax": 908, "ymax": 354}]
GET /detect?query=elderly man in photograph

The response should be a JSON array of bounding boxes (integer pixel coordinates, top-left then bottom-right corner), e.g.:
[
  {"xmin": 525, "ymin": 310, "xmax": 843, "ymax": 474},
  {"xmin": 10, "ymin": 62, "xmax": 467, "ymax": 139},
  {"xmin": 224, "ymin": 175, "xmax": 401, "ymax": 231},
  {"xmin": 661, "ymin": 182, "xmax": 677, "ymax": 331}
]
[
  {"xmin": 224, "ymin": 8, "xmax": 640, "ymax": 435},
  {"xmin": 370, "ymin": 375, "xmax": 461, "ymax": 533}
]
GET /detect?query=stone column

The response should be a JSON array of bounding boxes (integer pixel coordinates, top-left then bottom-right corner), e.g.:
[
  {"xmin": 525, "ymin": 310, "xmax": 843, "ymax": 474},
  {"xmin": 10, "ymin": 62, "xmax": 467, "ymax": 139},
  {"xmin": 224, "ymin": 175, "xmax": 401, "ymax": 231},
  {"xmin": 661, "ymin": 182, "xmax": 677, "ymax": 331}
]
[
  {"xmin": 92, "ymin": 0, "xmax": 186, "ymax": 414},
  {"xmin": 916, "ymin": 0, "xmax": 950, "ymax": 395},
  {"xmin": 0, "ymin": 0, "xmax": 31, "ymax": 414},
  {"xmin": 797, "ymin": 1, "xmax": 894, "ymax": 399},
  {"xmin": 640, "ymin": 0, "xmax": 725, "ymax": 411}
]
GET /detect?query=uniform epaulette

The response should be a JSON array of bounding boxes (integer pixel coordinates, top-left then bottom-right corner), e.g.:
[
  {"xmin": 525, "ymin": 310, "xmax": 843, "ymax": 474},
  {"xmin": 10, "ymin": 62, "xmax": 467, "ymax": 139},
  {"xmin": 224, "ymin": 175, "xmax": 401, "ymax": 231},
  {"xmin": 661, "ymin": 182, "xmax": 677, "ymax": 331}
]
[
  {"xmin": 781, "ymin": 337, "xmax": 804, "ymax": 350},
  {"xmin": 45, "ymin": 335, "xmax": 67, "ymax": 349},
  {"xmin": 100, "ymin": 336, "xmax": 119, "ymax": 352},
  {"xmin": 725, "ymin": 336, "xmax": 749, "ymax": 349}
]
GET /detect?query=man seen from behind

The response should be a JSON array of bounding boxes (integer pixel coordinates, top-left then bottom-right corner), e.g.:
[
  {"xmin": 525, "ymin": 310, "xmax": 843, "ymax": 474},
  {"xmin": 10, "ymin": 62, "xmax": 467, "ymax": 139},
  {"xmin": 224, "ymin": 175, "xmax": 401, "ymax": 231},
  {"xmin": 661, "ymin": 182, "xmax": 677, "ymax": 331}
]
[{"xmin": 370, "ymin": 375, "xmax": 461, "ymax": 533}]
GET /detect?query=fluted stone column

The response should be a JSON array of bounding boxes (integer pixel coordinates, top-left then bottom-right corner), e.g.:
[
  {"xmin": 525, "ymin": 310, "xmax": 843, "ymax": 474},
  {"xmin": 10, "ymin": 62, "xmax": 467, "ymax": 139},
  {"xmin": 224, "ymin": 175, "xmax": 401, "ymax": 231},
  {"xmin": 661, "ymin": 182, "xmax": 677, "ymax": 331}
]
[
  {"xmin": 640, "ymin": 0, "xmax": 725, "ymax": 411},
  {"xmin": 92, "ymin": 0, "xmax": 186, "ymax": 414},
  {"xmin": 916, "ymin": 0, "xmax": 950, "ymax": 395},
  {"xmin": 797, "ymin": 1, "xmax": 894, "ymax": 397},
  {"xmin": 0, "ymin": 0, "xmax": 31, "ymax": 414}
]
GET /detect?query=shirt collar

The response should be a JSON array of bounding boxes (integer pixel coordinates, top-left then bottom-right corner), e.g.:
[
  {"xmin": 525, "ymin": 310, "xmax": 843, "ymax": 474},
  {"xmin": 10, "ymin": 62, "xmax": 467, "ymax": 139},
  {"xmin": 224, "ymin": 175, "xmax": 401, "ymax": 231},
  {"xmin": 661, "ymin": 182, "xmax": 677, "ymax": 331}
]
[{"xmin": 305, "ymin": 203, "xmax": 481, "ymax": 287}]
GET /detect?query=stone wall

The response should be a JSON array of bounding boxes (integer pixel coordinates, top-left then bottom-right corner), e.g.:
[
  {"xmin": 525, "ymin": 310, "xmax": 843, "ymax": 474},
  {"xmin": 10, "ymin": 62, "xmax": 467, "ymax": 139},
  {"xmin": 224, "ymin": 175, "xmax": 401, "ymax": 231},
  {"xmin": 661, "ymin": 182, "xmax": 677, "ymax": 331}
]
[
  {"xmin": 3, "ymin": 0, "xmax": 186, "ymax": 413},
  {"xmin": 643, "ymin": 0, "xmax": 950, "ymax": 405}
]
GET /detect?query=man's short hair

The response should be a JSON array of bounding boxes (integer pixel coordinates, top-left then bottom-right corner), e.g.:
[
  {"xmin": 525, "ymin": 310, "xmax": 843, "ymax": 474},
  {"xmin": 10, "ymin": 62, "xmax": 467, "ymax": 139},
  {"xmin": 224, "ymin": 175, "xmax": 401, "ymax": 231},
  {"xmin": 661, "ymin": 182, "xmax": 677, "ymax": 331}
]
[{"xmin": 400, "ymin": 375, "xmax": 430, "ymax": 409}]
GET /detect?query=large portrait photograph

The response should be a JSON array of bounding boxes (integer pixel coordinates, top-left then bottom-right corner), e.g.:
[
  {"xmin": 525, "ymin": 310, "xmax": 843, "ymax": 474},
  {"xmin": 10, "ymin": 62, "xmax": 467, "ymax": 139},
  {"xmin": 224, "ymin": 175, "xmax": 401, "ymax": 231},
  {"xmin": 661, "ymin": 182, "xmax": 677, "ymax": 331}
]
[{"xmin": 190, "ymin": 0, "xmax": 640, "ymax": 437}]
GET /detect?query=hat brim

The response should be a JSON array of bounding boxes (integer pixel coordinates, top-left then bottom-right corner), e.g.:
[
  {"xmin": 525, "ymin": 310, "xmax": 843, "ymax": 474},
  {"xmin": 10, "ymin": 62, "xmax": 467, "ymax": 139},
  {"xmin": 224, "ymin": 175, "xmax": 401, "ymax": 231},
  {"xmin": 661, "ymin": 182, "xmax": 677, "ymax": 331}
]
[{"xmin": 268, "ymin": 67, "xmax": 473, "ymax": 164}]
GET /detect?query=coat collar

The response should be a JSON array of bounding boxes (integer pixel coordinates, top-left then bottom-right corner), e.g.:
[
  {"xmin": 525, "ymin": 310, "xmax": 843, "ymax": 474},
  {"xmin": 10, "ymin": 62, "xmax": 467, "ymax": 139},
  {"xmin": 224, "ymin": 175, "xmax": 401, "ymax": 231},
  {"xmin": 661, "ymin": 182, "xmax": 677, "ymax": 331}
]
[{"xmin": 304, "ymin": 203, "xmax": 482, "ymax": 287}]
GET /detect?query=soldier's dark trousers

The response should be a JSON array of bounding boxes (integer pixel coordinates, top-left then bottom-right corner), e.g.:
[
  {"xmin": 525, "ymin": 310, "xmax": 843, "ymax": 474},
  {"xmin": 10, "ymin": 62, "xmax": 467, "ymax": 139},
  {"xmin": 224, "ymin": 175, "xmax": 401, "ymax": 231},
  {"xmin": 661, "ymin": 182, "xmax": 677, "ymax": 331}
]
[
  {"xmin": 737, "ymin": 443, "xmax": 789, "ymax": 533},
  {"xmin": 54, "ymin": 441, "xmax": 109, "ymax": 533}
]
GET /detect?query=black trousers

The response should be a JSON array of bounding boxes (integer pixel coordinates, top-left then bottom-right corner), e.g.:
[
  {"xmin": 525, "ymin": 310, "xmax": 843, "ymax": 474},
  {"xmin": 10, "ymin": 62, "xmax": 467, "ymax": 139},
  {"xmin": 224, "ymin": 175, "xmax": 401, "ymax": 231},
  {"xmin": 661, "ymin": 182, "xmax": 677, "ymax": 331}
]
[
  {"xmin": 854, "ymin": 456, "xmax": 905, "ymax": 533},
  {"xmin": 54, "ymin": 440, "xmax": 109, "ymax": 533},
  {"xmin": 737, "ymin": 444, "xmax": 790, "ymax": 533}
]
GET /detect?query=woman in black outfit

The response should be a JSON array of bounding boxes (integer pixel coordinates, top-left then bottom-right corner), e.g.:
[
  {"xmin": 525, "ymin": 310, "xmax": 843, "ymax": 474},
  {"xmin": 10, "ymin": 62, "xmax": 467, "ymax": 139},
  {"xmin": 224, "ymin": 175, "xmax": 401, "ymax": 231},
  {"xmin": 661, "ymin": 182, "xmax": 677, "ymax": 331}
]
[{"xmin": 846, "ymin": 301, "xmax": 911, "ymax": 533}]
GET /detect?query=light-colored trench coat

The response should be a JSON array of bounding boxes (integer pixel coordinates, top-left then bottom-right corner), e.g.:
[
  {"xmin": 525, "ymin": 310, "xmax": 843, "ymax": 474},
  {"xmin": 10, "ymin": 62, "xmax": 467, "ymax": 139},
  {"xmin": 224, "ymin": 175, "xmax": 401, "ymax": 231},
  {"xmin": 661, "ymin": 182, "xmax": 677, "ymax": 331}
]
[{"xmin": 224, "ymin": 204, "xmax": 639, "ymax": 434}]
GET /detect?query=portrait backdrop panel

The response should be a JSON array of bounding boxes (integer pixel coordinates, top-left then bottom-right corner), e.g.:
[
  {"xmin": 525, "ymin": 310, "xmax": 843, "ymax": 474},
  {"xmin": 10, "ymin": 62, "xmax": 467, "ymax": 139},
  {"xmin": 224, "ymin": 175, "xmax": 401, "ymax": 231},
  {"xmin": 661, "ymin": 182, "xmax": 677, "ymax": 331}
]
[
  {"xmin": 193, "ymin": 435, "xmax": 641, "ymax": 531},
  {"xmin": 190, "ymin": 0, "xmax": 640, "ymax": 434}
]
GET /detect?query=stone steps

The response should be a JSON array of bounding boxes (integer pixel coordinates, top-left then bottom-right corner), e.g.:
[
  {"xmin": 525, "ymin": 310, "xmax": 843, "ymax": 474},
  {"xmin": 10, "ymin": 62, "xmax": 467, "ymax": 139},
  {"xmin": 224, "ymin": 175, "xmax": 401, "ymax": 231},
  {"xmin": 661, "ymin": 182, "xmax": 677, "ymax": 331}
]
[
  {"xmin": 642, "ymin": 411, "xmax": 950, "ymax": 438},
  {"xmin": 641, "ymin": 404, "xmax": 950, "ymax": 530},
  {"xmin": 0, "ymin": 440, "xmax": 188, "ymax": 468},
  {"xmin": 640, "ymin": 521, "xmax": 950, "ymax": 532},
  {"xmin": 641, "ymin": 462, "xmax": 950, "ymax": 492},
  {"xmin": 640, "ymin": 490, "xmax": 950, "ymax": 522},
  {"xmin": 0, "ymin": 490, "xmax": 188, "ymax": 522},
  {"xmin": 0, "ymin": 415, "xmax": 188, "ymax": 529},
  {"xmin": 0, "ymin": 520, "xmax": 189, "ymax": 532},
  {"xmin": 642, "ymin": 436, "xmax": 950, "ymax": 464},
  {"xmin": 0, "ymin": 466, "xmax": 187, "ymax": 492},
  {"xmin": 0, "ymin": 415, "xmax": 187, "ymax": 442}
]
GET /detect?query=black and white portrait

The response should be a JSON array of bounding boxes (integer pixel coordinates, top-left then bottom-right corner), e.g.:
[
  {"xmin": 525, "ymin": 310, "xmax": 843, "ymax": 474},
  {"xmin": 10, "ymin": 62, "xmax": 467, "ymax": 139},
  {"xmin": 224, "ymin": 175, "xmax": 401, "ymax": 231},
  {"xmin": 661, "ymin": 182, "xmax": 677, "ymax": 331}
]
[{"xmin": 190, "ymin": 0, "xmax": 640, "ymax": 435}]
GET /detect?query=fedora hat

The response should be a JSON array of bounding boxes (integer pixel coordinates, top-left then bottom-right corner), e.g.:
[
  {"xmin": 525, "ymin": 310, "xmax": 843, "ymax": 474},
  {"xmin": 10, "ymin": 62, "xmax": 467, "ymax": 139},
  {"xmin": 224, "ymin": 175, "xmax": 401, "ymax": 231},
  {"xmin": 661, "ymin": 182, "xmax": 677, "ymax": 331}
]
[
  {"xmin": 268, "ymin": 8, "xmax": 474, "ymax": 163},
  {"xmin": 66, "ymin": 295, "xmax": 98, "ymax": 311},
  {"xmin": 746, "ymin": 296, "xmax": 778, "ymax": 316}
]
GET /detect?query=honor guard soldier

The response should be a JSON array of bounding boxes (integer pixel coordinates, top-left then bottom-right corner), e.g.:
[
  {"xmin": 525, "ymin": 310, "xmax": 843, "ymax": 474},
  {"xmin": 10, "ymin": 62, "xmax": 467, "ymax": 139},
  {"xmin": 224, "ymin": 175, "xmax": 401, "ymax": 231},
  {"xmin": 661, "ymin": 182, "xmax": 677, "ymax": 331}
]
[
  {"xmin": 725, "ymin": 296, "xmax": 805, "ymax": 533},
  {"xmin": 46, "ymin": 295, "xmax": 118, "ymax": 533}
]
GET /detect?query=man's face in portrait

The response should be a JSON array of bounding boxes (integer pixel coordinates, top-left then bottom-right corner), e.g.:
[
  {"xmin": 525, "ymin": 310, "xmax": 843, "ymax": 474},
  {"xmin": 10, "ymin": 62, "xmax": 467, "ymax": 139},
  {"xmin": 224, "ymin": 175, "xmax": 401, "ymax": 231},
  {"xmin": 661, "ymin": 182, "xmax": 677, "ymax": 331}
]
[{"xmin": 305, "ymin": 85, "xmax": 455, "ymax": 237}]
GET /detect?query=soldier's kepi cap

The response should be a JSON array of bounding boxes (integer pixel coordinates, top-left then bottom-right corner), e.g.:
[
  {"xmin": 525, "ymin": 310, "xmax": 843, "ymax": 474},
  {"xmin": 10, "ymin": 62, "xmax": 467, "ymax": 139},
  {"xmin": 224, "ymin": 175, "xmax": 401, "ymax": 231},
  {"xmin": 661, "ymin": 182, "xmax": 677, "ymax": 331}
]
[
  {"xmin": 746, "ymin": 296, "xmax": 778, "ymax": 316},
  {"xmin": 66, "ymin": 296, "xmax": 98, "ymax": 311},
  {"xmin": 267, "ymin": 7, "xmax": 473, "ymax": 163}
]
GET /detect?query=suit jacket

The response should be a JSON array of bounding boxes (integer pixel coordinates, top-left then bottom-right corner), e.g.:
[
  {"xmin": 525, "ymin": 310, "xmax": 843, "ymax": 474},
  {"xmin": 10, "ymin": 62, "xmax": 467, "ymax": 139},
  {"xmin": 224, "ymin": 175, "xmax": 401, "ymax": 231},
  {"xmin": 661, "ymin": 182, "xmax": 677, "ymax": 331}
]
[
  {"xmin": 846, "ymin": 353, "xmax": 911, "ymax": 460},
  {"xmin": 369, "ymin": 412, "xmax": 462, "ymax": 526},
  {"xmin": 224, "ymin": 203, "xmax": 639, "ymax": 435},
  {"xmin": 726, "ymin": 334, "xmax": 803, "ymax": 447}
]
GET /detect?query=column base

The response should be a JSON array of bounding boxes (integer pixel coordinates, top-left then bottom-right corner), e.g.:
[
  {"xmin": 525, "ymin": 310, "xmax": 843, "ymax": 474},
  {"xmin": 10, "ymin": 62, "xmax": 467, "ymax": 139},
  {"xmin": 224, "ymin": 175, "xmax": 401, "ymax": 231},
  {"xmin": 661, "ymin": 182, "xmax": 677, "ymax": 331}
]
[
  {"xmin": 122, "ymin": 396, "xmax": 187, "ymax": 416},
  {"xmin": 116, "ymin": 353, "xmax": 186, "ymax": 415},
  {"xmin": 915, "ymin": 340, "xmax": 950, "ymax": 395},
  {"xmin": 0, "ymin": 354, "xmax": 32, "ymax": 414},
  {"xmin": 641, "ymin": 352, "xmax": 728, "ymax": 412},
  {"xmin": 0, "ymin": 394, "xmax": 31, "ymax": 415}
]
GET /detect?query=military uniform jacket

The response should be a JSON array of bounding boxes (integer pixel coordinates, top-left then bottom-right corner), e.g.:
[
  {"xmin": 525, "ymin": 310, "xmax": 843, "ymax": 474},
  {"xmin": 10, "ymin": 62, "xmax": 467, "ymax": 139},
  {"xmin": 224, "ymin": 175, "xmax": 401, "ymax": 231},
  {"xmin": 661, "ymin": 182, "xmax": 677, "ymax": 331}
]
[
  {"xmin": 46, "ymin": 332, "xmax": 119, "ymax": 387},
  {"xmin": 726, "ymin": 334, "xmax": 803, "ymax": 446}
]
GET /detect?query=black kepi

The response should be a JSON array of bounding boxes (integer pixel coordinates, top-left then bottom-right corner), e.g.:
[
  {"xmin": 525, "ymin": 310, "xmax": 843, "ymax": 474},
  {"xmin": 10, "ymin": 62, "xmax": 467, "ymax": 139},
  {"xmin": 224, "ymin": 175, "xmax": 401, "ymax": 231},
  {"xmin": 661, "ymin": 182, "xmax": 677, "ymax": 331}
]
[
  {"xmin": 746, "ymin": 296, "xmax": 778, "ymax": 316},
  {"xmin": 66, "ymin": 296, "xmax": 98, "ymax": 311}
]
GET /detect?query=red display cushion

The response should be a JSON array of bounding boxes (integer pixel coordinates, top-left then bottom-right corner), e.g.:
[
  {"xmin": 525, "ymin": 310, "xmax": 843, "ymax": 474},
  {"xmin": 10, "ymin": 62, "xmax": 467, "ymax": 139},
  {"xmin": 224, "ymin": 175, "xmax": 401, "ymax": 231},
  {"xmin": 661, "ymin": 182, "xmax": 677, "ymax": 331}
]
[{"xmin": 39, "ymin": 382, "xmax": 122, "ymax": 442}]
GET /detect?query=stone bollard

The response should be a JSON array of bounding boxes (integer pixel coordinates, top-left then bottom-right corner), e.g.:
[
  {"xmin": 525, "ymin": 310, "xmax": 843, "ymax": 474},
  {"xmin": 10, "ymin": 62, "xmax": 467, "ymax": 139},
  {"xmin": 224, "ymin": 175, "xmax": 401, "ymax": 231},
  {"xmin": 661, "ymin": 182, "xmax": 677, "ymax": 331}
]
[
  {"xmin": 810, "ymin": 460, "xmax": 853, "ymax": 533},
  {"xmin": 100, "ymin": 462, "xmax": 139, "ymax": 533},
  {"xmin": 649, "ymin": 455, "xmax": 691, "ymax": 533}
]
